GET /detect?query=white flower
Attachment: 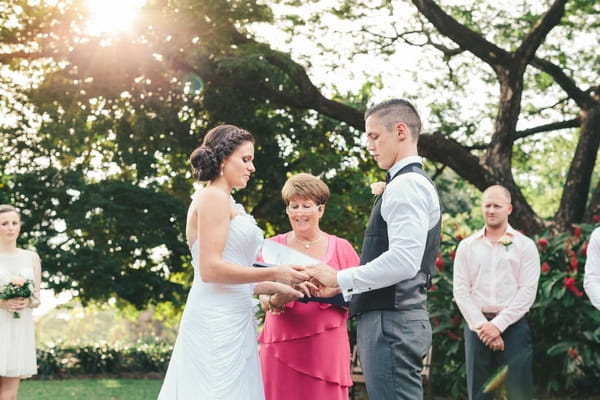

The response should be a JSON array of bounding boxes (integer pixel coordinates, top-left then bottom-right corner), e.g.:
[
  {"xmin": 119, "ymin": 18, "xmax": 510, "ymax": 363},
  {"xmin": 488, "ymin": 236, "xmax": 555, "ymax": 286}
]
[
  {"xmin": 500, "ymin": 234, "xmax": 512, "ymax": 251},
  {"xmin": 370, "ymin": 181, "xmax": 386, "ymax": 196},
  {"xmin": 10, "ymin": 276, "xmax": 26, "ymax": 287}
]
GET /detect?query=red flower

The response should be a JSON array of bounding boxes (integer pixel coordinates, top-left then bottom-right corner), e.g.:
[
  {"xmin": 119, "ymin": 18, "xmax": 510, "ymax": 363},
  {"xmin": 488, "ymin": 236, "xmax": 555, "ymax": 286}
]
[
  {"xmin": 446, "ymin": 329, "xmax": 460, "ymax": 341},
  {"xmin": 581, "ymin": 241, "xmax": 588, "ymax": 257},
  {"xmin": 570, "ymin": 255, "xmax": 578, "ymax": 271},
  {"xmin": 429, "ymin": 284, "xmax": 437, "ymax": 292},
  {"xmin": 573, "ymin": 226, "xmax": 582, "ymax": 239},
  {"xmin": 435, "ymin": 255, "xmax": 444, "ymax": 272},
  {"xmin": 541, "ymin": 262, "xmax": 550, "ymax": 273},
  {"xmin": 564, "ymin": 277, "xmax": 584, "ymax": 297},
  {"xmin": 566, "ymin": 245, "xmax": 575, "ymax": 257},
  {"xmin": 594, "ymin": 215, "xmax": 600, "ymax": 222},
  {"xmin": 455, "ymin": 233, "xmax": 464, "ymax": 241},
  {"xmin": 451, "ymin": 315, "xmax": 462, "ymax": 328},
  {"xmin": 564, "ymin": 276, "xmax": 575, "ymax": 286},
  {"xmin": 538, "ymin": 237, "xmax": 549, "ymax": 250},
  {"xmin": 450, "ymin": 250, "xmax": 456, "ymax": 261},
  {"xmin": 568, "ymin": 347, "xmax": 579, "ymax": 359}
]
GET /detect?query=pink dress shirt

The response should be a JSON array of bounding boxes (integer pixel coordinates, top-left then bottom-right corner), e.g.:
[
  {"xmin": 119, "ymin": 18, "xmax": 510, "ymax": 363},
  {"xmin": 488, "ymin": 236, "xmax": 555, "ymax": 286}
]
[{"xmin": 453, "ymin": 224, "xmax": 540, "ymax": 333}]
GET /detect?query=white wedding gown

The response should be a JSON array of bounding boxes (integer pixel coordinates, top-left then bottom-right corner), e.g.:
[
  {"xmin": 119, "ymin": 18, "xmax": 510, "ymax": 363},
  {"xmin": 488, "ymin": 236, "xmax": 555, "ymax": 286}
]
[{"xmin": 158, "ymin": 202, "xmax": 265, "ymax": 400}]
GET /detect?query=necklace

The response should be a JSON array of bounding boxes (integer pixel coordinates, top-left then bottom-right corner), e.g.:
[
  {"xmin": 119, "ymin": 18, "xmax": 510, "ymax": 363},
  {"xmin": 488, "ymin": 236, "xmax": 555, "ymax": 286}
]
[{"xmin": 293, "ymin": 232, "xmax": 323, "ymax": 249}]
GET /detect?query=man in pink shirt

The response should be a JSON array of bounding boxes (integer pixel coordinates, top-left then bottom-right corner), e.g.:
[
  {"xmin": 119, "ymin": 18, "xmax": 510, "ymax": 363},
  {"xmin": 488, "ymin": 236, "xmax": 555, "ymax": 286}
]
[{"xmin": 453, "ymin": 185, "xmax": 540, "ymax": 400}]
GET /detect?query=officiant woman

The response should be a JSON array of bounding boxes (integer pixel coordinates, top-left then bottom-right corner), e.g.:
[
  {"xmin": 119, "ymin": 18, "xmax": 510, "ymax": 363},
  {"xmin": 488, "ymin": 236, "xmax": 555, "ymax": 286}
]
[{"xmin": 258, "ymin": 173, "xmax": 359, "ymax": 400}]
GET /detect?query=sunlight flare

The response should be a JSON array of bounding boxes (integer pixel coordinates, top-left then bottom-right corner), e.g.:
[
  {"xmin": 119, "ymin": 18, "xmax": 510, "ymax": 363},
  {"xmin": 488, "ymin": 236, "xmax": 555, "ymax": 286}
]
[{"xmin": 85, "ymin": 0, "xmax": 145, "ymax": 35}]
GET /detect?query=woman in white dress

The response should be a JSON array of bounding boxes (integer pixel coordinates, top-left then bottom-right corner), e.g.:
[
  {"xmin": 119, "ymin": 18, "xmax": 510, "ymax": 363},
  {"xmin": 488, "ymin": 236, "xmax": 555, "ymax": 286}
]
[
  {"xmin": 158, "ymin": 125, "xmax": 309, "ymax": 400},
  {"xmin": 0, "ymin": 205, "xmax": 42, "ymax": 400}
]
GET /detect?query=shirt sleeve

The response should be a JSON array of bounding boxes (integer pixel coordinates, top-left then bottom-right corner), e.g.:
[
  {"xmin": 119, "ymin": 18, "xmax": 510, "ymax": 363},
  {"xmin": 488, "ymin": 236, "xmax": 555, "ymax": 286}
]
[
  {"xmin": 452, "ymin": 239, "xmax": 488, "ymax": 331},
  {"xmin": 492, "ymin": 237, "xmax": 540, "ymax": 332},
  {"xmin": 337, "ymin": 173, "xmax": 439, "ymax": 299},
  {"xmin": 584, "ymin": 228, "xmax": 600, "ymax": 310}
]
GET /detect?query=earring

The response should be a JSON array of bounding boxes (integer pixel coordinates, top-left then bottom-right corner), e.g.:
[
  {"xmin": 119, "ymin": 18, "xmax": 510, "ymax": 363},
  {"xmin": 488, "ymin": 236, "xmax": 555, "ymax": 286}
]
[{"xmin": 220, "ymin": 169, "xmax": 224, "ymax": 176}]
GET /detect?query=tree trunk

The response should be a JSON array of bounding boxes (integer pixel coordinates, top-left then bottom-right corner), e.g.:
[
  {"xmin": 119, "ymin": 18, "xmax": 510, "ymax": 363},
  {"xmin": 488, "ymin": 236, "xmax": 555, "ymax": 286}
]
[{"xmin": 556, "ymin": 104, "xmax": 600, "ymax": 229}]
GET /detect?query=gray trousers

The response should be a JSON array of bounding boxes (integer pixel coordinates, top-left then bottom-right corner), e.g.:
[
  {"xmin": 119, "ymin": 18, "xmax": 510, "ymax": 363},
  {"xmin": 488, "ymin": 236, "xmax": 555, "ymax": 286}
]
[
  {"xmin": 357, "ymin": 309, "xmax": 432, "ymax": 400},
  {"xmin": 463, "ymin": 318, "xmax": 533, "ymax": 400}
]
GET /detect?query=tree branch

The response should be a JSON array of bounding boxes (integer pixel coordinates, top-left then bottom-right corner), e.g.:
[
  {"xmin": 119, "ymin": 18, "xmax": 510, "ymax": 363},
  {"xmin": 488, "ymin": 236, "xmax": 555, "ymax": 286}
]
[
  {"xmin": 530, "ymin": 57, "xmax": 592, "ymax": 108},
  {"xmin": 410, "ymin": 0, "xmax": 508, "ymax": 67},
  {"xmin": 418, "ymin": 132, "xmax": 491, "ymax": 191},
  {"xmin": 465, "ymin": 118, "xmax": 581, "ymax": 150},
  {"xmin": 514, "ymin": 118, "xmax": 580, "ymax": 140},
  {"xmin": 514, "ymin": 0, "xmax": 566, "ymax": 68}
]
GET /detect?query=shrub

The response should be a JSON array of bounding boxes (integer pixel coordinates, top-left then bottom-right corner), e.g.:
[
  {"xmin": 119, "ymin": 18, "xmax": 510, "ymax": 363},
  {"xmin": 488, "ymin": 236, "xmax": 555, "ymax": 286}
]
[{"xmin": 35, "ymin": 341, "xmax": 173, "ymax": 378}]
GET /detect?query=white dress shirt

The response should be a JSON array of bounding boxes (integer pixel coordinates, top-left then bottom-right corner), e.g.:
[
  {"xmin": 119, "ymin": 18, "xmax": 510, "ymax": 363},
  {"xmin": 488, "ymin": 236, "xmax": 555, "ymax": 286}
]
[
  {"xmin": 452, "ymin": 224, "xmax": 540, "ymax": 333},
  {"xmin": 337, "ymin": 156, "xmax": 441, "ymax": 300},
  {"xmin": 584, "ymin": 227, "xmax": 600, "ymax": 310}
]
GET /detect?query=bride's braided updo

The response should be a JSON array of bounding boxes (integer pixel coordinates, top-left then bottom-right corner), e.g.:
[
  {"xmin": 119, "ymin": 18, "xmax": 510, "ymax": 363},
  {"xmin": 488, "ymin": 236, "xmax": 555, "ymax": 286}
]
[{"xmin": 189, "ymin": 125, "xmax": 255, "ymax": 182}]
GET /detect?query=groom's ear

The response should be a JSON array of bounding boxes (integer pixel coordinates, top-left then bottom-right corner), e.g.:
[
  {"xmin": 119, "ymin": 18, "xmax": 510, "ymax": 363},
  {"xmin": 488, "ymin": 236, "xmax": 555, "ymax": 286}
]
[{"xmin": 394, "ymin": 122, "xmax": 409, "ymax": 141}]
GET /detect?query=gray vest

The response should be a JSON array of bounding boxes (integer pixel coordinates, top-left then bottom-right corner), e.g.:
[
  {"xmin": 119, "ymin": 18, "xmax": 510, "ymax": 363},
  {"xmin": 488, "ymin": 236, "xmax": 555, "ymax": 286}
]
[{"xmin": 350, "ymin": 163, "xmax": 441, "ymax": 316}]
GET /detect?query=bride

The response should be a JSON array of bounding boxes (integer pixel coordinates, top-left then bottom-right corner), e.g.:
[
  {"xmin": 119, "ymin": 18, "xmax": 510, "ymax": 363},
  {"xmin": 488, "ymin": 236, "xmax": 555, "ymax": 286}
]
[{"xmin": 158, "ymin": 125, "xmax": 308, "ymax": 400}]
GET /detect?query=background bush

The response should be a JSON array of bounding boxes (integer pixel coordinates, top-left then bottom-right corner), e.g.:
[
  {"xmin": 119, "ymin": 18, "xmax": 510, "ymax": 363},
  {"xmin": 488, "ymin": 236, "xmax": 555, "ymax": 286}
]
[{"xmin": 35, "ymin": 341, "xmax": 172, "ymax": 378}]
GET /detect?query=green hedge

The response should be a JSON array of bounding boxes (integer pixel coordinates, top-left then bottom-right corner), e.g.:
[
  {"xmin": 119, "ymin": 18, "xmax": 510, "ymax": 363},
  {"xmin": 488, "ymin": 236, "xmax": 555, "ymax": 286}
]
[
  {"xmin": 36, "ymin": 341, "xmax": 172, "ymax": 378},
  {"xmin": 429, "ymin": 222, "xmax": 600, "ymax": 398}
]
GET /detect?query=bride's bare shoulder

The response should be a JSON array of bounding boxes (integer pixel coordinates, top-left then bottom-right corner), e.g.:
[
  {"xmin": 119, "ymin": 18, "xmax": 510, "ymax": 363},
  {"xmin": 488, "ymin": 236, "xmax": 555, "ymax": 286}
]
[
  {"xmin": 186, "ymin": 188, "xmax": 230, "ymax": 244},
  {"xmin": 191, "ymin": 187, "xmax": 228, "ymax": 210}
]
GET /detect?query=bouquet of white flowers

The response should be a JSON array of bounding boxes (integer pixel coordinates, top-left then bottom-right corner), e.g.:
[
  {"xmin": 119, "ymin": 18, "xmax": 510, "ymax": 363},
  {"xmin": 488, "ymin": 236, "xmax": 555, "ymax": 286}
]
[{"xmin": 0, "ymin": 276, "xmax": 35, "ymax": 319}]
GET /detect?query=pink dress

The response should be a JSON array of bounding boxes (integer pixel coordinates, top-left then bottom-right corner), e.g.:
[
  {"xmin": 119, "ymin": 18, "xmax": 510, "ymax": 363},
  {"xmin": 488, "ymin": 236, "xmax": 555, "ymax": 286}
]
[{"xmin": 258, "ymin": 233, "xmax": 359, "ymax": 400}]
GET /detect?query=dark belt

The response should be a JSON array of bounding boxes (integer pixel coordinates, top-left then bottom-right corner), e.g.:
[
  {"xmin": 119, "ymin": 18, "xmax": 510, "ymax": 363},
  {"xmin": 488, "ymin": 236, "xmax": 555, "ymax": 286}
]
[{"xmin": 483, "ymin": 312, "xmax": 498, "ymax": 319}]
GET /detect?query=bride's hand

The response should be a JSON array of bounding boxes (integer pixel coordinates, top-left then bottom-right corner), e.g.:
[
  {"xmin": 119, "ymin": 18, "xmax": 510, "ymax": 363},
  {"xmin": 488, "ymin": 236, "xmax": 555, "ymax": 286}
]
[
  {"xmin": 294, "ymin": 281, "xmax": 318, "ymax": 298},
  {"xmin": 272, "ymin": 265, "xmax": 310, "ymax": 285},
  {"xmin": 271, "ymin": 283, "xmax": 305, "ymax": 305},
  {"xmin": 1, "ymin": 297, "xmax": 28, "ymax": 312}
]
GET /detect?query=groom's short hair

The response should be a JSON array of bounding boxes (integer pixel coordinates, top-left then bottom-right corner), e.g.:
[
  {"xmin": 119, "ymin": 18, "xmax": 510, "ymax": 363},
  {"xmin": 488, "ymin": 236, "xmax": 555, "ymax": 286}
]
[{"xmin": 365, "ymin": 99, "xmax": 422, "ymax": 140}]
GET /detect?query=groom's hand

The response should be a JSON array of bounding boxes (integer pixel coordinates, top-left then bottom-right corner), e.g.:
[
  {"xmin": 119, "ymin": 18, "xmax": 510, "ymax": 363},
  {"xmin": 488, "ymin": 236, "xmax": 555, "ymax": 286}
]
[
  {"xmin": 309, "ymin": 285, "xmax": 342, "ymax": 298},
  {"xmin": 307, "ymin": 263, "xmax": 339, "ymax": 288}
]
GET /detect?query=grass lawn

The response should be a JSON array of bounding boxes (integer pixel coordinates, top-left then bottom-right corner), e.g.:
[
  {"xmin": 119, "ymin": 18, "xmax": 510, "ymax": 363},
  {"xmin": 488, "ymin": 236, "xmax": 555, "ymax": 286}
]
[{"xmin": 19, "ymin": 378, "xmax": 162, "ymax": 400}]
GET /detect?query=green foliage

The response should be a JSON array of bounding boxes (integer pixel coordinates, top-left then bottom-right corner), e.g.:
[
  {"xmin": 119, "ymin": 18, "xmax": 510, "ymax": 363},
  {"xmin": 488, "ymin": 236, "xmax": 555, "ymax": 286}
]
[
  {"xmin": 428, "ymin": 218, "xmax": 471, "ymax": 399},
  {"xmin": 9, "ymin": 169, "xmax": 191, "ymax": 308},
  {"xmin": 530, "ymin": 223, "xmax": 600, "ymax": 396},
  {"xmin": 1, "ymin": 0, "xmax": 380, "ymax": 310},
  {"xmin": 36, "ymin": 342, "xmax": 172, "ymax": 378},
  {"xmin": 429, "ymin": 221, "xmax": 600, "ymax": 398},
  {"xmin": 512, "ymin": 132, "xmax": 582, "ymax": 219}
]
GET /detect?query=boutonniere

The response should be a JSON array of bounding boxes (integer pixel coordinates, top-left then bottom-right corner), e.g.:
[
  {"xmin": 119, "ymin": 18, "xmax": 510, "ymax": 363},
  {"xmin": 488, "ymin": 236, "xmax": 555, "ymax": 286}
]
[
  {"xmin": 370, "ymin": 181, "xmax": 386, "ymax": 196},
  {"xmin": 500, "ymin": 234, "xmax": 512, "ymax": 251}
]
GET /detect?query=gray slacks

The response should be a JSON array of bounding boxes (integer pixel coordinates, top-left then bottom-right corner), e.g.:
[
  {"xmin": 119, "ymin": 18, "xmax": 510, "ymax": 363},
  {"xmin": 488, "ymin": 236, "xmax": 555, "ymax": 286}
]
[
  {"xmin": 463, "ymin": 318, "xmax": 533, "ymax": 400},
  {"xmin": 357, "ymin": 309, "xmax": 432, "ymax": 400}
]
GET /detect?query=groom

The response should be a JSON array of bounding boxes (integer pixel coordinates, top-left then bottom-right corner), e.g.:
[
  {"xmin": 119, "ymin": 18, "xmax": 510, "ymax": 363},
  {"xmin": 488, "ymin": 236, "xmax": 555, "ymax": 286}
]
[{"xmin": 309, "ymin": 99, "xmax": 441, "ymax": 399}]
